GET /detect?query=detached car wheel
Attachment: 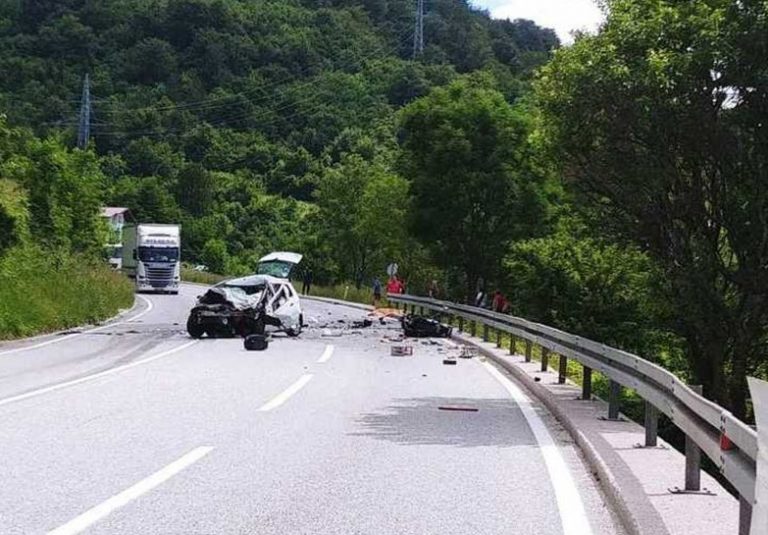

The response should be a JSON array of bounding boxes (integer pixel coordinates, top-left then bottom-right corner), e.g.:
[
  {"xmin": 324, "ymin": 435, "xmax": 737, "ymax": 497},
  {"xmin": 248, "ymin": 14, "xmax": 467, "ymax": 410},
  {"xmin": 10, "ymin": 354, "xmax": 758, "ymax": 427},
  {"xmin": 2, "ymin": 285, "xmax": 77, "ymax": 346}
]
[{"xmin": 186, "ymin": 315, "xmax": 204, "ymax": 339}]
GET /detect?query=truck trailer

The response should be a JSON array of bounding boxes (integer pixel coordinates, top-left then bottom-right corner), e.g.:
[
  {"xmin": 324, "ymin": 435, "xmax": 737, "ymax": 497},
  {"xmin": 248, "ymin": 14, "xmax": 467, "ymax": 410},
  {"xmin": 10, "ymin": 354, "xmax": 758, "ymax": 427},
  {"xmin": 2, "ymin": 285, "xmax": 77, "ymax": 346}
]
[{"xmin": 121, "ymin": 223, "xmax": 181, "ymax": 294}]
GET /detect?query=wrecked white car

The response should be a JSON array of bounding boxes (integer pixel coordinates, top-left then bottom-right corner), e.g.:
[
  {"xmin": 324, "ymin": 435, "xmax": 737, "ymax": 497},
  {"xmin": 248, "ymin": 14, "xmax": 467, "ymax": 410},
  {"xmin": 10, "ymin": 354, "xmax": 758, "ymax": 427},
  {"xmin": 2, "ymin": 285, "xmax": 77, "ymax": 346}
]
[
  {"xmin": 186, "ymin": 252, "xmax": 305, "ymax": 339},
  {"xmin": 186, "ymin": 274, "xmax": 303, "ymax": 338}
]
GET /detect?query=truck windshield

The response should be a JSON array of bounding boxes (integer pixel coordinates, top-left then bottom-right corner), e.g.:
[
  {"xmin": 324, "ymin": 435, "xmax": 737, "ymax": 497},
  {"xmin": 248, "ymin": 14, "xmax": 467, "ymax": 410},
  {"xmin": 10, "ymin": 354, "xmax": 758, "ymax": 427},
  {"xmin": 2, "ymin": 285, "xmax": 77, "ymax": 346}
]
[{"xmin": 138, "ymin": 247, "xmax": 179, "ymax": 263}]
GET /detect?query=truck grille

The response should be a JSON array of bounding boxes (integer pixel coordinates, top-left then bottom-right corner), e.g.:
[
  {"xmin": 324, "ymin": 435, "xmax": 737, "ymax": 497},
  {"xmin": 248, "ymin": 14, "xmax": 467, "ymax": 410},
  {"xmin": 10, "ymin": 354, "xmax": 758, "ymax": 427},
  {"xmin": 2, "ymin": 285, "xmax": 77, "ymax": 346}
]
[{"xmin": 146, "ymin": 266, "xmax": 174, "ymax": 287}]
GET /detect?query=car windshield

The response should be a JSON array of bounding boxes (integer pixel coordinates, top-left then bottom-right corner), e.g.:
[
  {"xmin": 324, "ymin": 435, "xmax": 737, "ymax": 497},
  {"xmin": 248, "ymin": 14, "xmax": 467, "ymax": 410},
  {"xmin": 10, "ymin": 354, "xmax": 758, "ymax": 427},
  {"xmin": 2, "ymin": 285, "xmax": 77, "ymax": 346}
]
[
  {"xmin": 256, "ymin": 260, "xmax": 294, "ymax": 279},
  {"xmin": 138, "ymin": 246, "xmax": 179, "ymax": 263}
]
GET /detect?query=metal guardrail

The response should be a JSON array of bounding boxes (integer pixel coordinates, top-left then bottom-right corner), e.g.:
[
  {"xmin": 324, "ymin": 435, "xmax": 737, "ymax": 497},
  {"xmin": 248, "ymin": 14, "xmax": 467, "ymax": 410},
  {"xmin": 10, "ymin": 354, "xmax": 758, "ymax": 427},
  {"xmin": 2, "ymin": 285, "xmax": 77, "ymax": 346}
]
[{"xmin": 388, "ymin": 293, "xmax": 758, "ymax": 534}]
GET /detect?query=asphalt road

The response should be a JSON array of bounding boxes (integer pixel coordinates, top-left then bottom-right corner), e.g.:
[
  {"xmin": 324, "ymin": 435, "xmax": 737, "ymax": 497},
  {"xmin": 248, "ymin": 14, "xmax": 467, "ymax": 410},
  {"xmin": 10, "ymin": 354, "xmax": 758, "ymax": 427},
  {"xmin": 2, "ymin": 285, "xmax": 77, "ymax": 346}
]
[{"xmin": 0, "ymin": 285, "xmax": 624, "ymax": 535}]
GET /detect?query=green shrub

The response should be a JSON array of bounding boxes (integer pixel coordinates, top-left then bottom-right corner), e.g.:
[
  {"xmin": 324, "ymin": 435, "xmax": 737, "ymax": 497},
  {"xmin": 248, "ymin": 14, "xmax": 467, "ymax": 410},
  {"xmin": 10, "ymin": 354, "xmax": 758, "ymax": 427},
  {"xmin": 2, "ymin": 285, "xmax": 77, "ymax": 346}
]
[
  {"xmin": 180, "ymin": 267, "xmax": 227, "ymax": 285},
  {"xmin": 0, "ymin": 246, "xmax": 134, "ymax": 339}
]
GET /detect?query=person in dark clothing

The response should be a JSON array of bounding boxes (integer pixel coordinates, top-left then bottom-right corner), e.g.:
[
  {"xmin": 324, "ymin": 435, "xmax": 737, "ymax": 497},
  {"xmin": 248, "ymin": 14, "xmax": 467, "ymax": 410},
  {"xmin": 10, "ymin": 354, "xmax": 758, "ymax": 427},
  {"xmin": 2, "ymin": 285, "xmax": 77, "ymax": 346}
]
[
  {"xmin": 372, "ymin": 277, "xmax": 382, "ymax": 307},
  {"xmin": 302, "ymin": 269, "xmax": 313, "ymax": 295}
]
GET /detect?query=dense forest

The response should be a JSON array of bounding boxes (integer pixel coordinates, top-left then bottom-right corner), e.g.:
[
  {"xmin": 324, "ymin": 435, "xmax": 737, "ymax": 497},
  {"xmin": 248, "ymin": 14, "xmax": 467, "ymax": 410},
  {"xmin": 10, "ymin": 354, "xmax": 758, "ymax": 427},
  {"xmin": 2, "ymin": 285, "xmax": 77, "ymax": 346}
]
[
  {"xmin": 1, "ymin": 0, "xmax": 767, "ymax": 420},
  {"xmin": 0, "ymin": 0, "xmax": 557, "ymax": 277}
]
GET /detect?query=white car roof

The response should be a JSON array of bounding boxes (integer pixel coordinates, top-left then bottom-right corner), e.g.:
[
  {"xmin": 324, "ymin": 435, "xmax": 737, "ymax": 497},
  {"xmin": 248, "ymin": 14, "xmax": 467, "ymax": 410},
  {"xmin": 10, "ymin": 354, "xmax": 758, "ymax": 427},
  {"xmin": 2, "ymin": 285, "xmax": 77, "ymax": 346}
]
[
  {"xmin": 219, "ymin": 274, "xmax": 289, "ymax": 287},
  {"xmin": 258, "ymin": 252, "xmax": 303, "ymax": 265}
]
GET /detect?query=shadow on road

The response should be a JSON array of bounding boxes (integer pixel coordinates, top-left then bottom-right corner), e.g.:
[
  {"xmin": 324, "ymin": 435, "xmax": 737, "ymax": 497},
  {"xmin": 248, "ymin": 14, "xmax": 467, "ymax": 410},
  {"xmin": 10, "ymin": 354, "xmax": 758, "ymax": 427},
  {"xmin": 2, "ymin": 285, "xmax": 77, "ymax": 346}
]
[{"xmin": 351, "ymin": 397, "xmax": 537, "ymax": 448}]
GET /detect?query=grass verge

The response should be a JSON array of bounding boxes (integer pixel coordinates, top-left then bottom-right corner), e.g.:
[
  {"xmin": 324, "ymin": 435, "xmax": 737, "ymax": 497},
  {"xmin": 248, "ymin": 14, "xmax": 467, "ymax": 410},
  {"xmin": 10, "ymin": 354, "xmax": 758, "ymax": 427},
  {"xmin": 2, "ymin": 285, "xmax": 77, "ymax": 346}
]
[
  {"xmin": 0, "ymin": 246, "xmax": 134, "ymax": 340},
  {"xmin": 181, "ymin": 267, "xmax": 228, "ymax": 285}
]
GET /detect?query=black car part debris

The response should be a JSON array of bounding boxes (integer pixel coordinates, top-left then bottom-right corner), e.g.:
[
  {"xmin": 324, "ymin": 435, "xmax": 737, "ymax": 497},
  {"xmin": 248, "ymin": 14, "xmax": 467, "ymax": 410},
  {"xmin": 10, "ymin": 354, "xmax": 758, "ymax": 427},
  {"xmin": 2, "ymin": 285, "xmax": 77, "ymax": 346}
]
[
  {"xmin": 244, "ymin": 334, "xmax": 269, "ymax": 351},
  {"xmin": 401, "ymin": 315, "xmax": 453, "ymax": 338}
]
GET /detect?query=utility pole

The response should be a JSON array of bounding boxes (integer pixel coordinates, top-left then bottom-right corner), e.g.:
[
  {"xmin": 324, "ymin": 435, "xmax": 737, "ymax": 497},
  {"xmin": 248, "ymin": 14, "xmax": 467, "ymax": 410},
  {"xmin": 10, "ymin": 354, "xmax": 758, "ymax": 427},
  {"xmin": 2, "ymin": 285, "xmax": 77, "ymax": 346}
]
[
  {"xmin": 77, "ymin": 73, "xmax": 91, "ymax": 149},
  {"xmin": 413, "ymin": 0, "xmax": 424, "ymax": 59}
]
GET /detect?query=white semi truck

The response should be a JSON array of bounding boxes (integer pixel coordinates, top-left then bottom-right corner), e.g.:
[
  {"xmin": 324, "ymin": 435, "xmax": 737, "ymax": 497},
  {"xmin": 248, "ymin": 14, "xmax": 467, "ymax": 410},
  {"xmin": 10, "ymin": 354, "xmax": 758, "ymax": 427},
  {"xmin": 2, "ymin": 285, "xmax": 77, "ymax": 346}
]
[{"xmin": 121, "ymin": 223, "xmax": 181, "ymax": 294}]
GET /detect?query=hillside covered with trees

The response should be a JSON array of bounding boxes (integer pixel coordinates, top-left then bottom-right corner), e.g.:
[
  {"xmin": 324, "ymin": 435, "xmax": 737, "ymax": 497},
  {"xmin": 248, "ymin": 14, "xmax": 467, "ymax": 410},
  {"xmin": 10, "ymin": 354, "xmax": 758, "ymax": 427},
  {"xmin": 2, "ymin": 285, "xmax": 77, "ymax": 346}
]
[
  {"xmin": 1, "ymin": 0, "xmax": 767, "ymax": 422},
  {"xmin": 0, "ymin": 0, "xmax": 557, "ymax": 280}
]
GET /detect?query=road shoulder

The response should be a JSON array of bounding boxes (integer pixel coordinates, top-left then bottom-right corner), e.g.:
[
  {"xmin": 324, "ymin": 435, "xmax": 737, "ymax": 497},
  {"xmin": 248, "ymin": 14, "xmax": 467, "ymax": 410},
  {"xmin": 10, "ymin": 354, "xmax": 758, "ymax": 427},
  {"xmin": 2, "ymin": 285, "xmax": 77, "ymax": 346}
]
[{"xmin": 456, "ymin": 332, "xmax": 739, "ymax": 535}]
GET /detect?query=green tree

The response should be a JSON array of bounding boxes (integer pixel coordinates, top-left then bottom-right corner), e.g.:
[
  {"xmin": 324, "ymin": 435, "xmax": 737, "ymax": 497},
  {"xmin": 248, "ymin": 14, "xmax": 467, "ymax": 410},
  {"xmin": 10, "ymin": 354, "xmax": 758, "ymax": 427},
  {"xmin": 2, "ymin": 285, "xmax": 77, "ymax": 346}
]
[
  {"xmin": 314, "ymin": 154, "xmax": 409, "ymax": 286},
  {"xmin": 505, "ymin": 215, "xmax": 666, "ymax": 356},
  {"xmin": 200, "ymin": 238, "xmax": 230, "ymax": 274},
  {"xmin": 535, "ymin": 0, "xmax": 768, "ymax": 417},
  {"xmin": 399, "ymin": 77, "xmax": 547, "ymax": 301},
  {"xmin": 0, "ymin": 133, "xmax": 105, "ymax": 252},
  {"xmin": 175, "ymin": 163, "xmax": 215, "ymax": 217},
  {"xmin": 0, "ymin": 179, "xmax": 29, "ymax": 255}
]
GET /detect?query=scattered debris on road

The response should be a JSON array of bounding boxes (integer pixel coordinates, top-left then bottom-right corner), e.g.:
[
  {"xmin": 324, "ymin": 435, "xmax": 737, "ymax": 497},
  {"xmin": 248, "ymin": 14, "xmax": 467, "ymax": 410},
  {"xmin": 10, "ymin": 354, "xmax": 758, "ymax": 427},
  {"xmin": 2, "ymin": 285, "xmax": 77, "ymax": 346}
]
[
  {"xmin": 391, "ymin": 345, "xmax": 414, "ymax": 356},
  {"xmin": 438, "ymin": 406, "xmax": 479, "ymax": 412},
  {"xmin": 401, "ymin": 315, "xmax": 452, "ymax": 338}
]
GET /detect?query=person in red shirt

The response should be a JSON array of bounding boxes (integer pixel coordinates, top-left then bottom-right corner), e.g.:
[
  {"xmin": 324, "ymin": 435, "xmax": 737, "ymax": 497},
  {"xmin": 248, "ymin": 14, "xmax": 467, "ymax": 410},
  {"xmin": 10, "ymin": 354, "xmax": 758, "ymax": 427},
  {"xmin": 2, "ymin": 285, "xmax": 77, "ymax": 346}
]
[
  {"xmin": 492, "ymin": 290, "xmax": 508, "ymax": 313},
  {"xmin": 386, "ymin": 276, "xmax": 402, "ymax": 295}
]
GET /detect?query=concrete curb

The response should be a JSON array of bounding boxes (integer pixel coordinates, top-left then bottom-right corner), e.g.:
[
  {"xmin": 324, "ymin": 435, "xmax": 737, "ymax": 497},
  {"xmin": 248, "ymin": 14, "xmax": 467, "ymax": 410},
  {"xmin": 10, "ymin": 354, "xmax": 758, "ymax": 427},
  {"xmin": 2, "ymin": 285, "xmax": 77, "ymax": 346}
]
[{"xmin": 454, "ymin": 332, "xmax": 642, "ymax": 535}]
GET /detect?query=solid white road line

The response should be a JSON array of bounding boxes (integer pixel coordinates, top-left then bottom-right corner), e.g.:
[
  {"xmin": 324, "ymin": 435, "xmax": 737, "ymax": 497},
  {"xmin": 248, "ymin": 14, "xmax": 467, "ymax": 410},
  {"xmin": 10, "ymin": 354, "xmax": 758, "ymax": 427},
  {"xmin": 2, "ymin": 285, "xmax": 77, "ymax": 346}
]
[
  {"xmin": 0, "ymin": 294, "xmax": 154, "ymax": 358},
  {"xmin": 0, "ymin": 340, "xmax": 198, "ymax": 409},
  {"xmin": 317, "ymin": 344, "xmax": 335, "ymax": 363},
  {"xmin": 47, "ymin": 446, "xmax": 214, "ymax": 535},
  {"xmin": 482, "ymin": 361, "xmax": 594, "ymax": 535},
  {"xmin": 258, "ymin": 374, "xmax": 313, "ymax": 412}
]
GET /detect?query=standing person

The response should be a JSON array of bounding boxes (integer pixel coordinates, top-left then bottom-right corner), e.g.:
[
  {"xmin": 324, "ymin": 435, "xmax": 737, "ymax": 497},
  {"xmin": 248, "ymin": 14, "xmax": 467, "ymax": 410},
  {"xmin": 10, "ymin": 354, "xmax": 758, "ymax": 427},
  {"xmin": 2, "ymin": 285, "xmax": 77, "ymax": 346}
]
[
  {"xmin": 428, "ymin": 279, "xmax": 439, "ymax": 299},
  {"xmin": 386, "ymin": 276, "xmax": 402, "ymax": 295},
  {"xmin": 492, "ymin": 290, "xmax": 507, "ymax": 313},
  {"xmin": 372, "ymin": 277, "xmax": 382, "ymax": 308},
  {"xmin": 302, "ymin": 268, "xmax": 313, "ymax": 296},
  {"xmin": 475, "ymin": 286, "xmax": 486, "ymax": 308}
]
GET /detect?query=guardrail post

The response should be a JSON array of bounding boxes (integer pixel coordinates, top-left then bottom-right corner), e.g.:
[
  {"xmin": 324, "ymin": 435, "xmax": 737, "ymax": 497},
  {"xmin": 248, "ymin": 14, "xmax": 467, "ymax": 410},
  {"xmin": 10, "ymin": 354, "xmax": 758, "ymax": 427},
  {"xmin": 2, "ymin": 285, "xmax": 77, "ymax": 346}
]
[
  {"xmin": 470, "ymin": 321, "xmax": 477, "ymax": 337},
  {"xmin": 496, "ymin": 330, "xmax": 502, "ymax": 348},
  {"xmin": 582, "ymin": 367, "xmax": 592, "ymax": 400},
  {"xmin": 608, "ymin": 380, "xmax": 621, "ymax": 420},
  {"xmin": 525, "ymin": 340, "xmax": 532, "ymax": 362},
  {"xmin": 541, "ymin": 347, "xmax": 550, "ymax": 372},
  {"xmin": 509, "ymin": 336, "xmax": 516, "ymax": 355},
  {"xmin": 558, "ymin": 354, "xmax": 567, "ymax": 384},
  {"xmin": 483, "ymin": 324, "xmax": 489, "ymax": 342},
  {"xmin": 684, "ymin": 385, "xmax": 703, "ymax": 491},
  {"xmin": 458, "ymin": 317, "xmax": 464, "ymax": 332},
  {"xmin": 644, "ymin": 401, "xmax": 659, "ymax": 447},
  {"xmin": 739, "ymin": 494, "xmax": 752, "ymax": 535}
]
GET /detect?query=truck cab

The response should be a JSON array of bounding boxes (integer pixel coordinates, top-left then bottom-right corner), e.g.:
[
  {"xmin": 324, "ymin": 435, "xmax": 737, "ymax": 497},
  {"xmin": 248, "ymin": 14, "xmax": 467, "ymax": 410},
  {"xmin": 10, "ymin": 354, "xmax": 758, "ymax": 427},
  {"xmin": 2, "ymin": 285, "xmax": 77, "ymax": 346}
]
[{"xmin": 122, "ymin": 224, "xmax": 181, "ymax": 294}]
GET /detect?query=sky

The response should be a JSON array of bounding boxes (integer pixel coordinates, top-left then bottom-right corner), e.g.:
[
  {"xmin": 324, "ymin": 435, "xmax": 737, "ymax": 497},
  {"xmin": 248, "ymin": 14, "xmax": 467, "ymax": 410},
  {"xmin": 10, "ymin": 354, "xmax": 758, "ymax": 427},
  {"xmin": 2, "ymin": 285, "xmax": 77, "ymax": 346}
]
[{"xmin": 471, "ymin": 0, "xmax": 605, "ymax": 44}]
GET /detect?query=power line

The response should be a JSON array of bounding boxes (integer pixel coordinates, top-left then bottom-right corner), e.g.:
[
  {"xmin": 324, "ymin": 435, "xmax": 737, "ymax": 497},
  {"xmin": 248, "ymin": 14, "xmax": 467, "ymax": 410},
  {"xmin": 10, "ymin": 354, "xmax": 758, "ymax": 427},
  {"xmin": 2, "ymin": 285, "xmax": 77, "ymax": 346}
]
[
  {"xmin": 91, "ymin": 30, "xmax": 413, "ymax": 119},
  {"xmin": 87, "ymin": 29, "xmax": 416, "ymax": 139}
]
